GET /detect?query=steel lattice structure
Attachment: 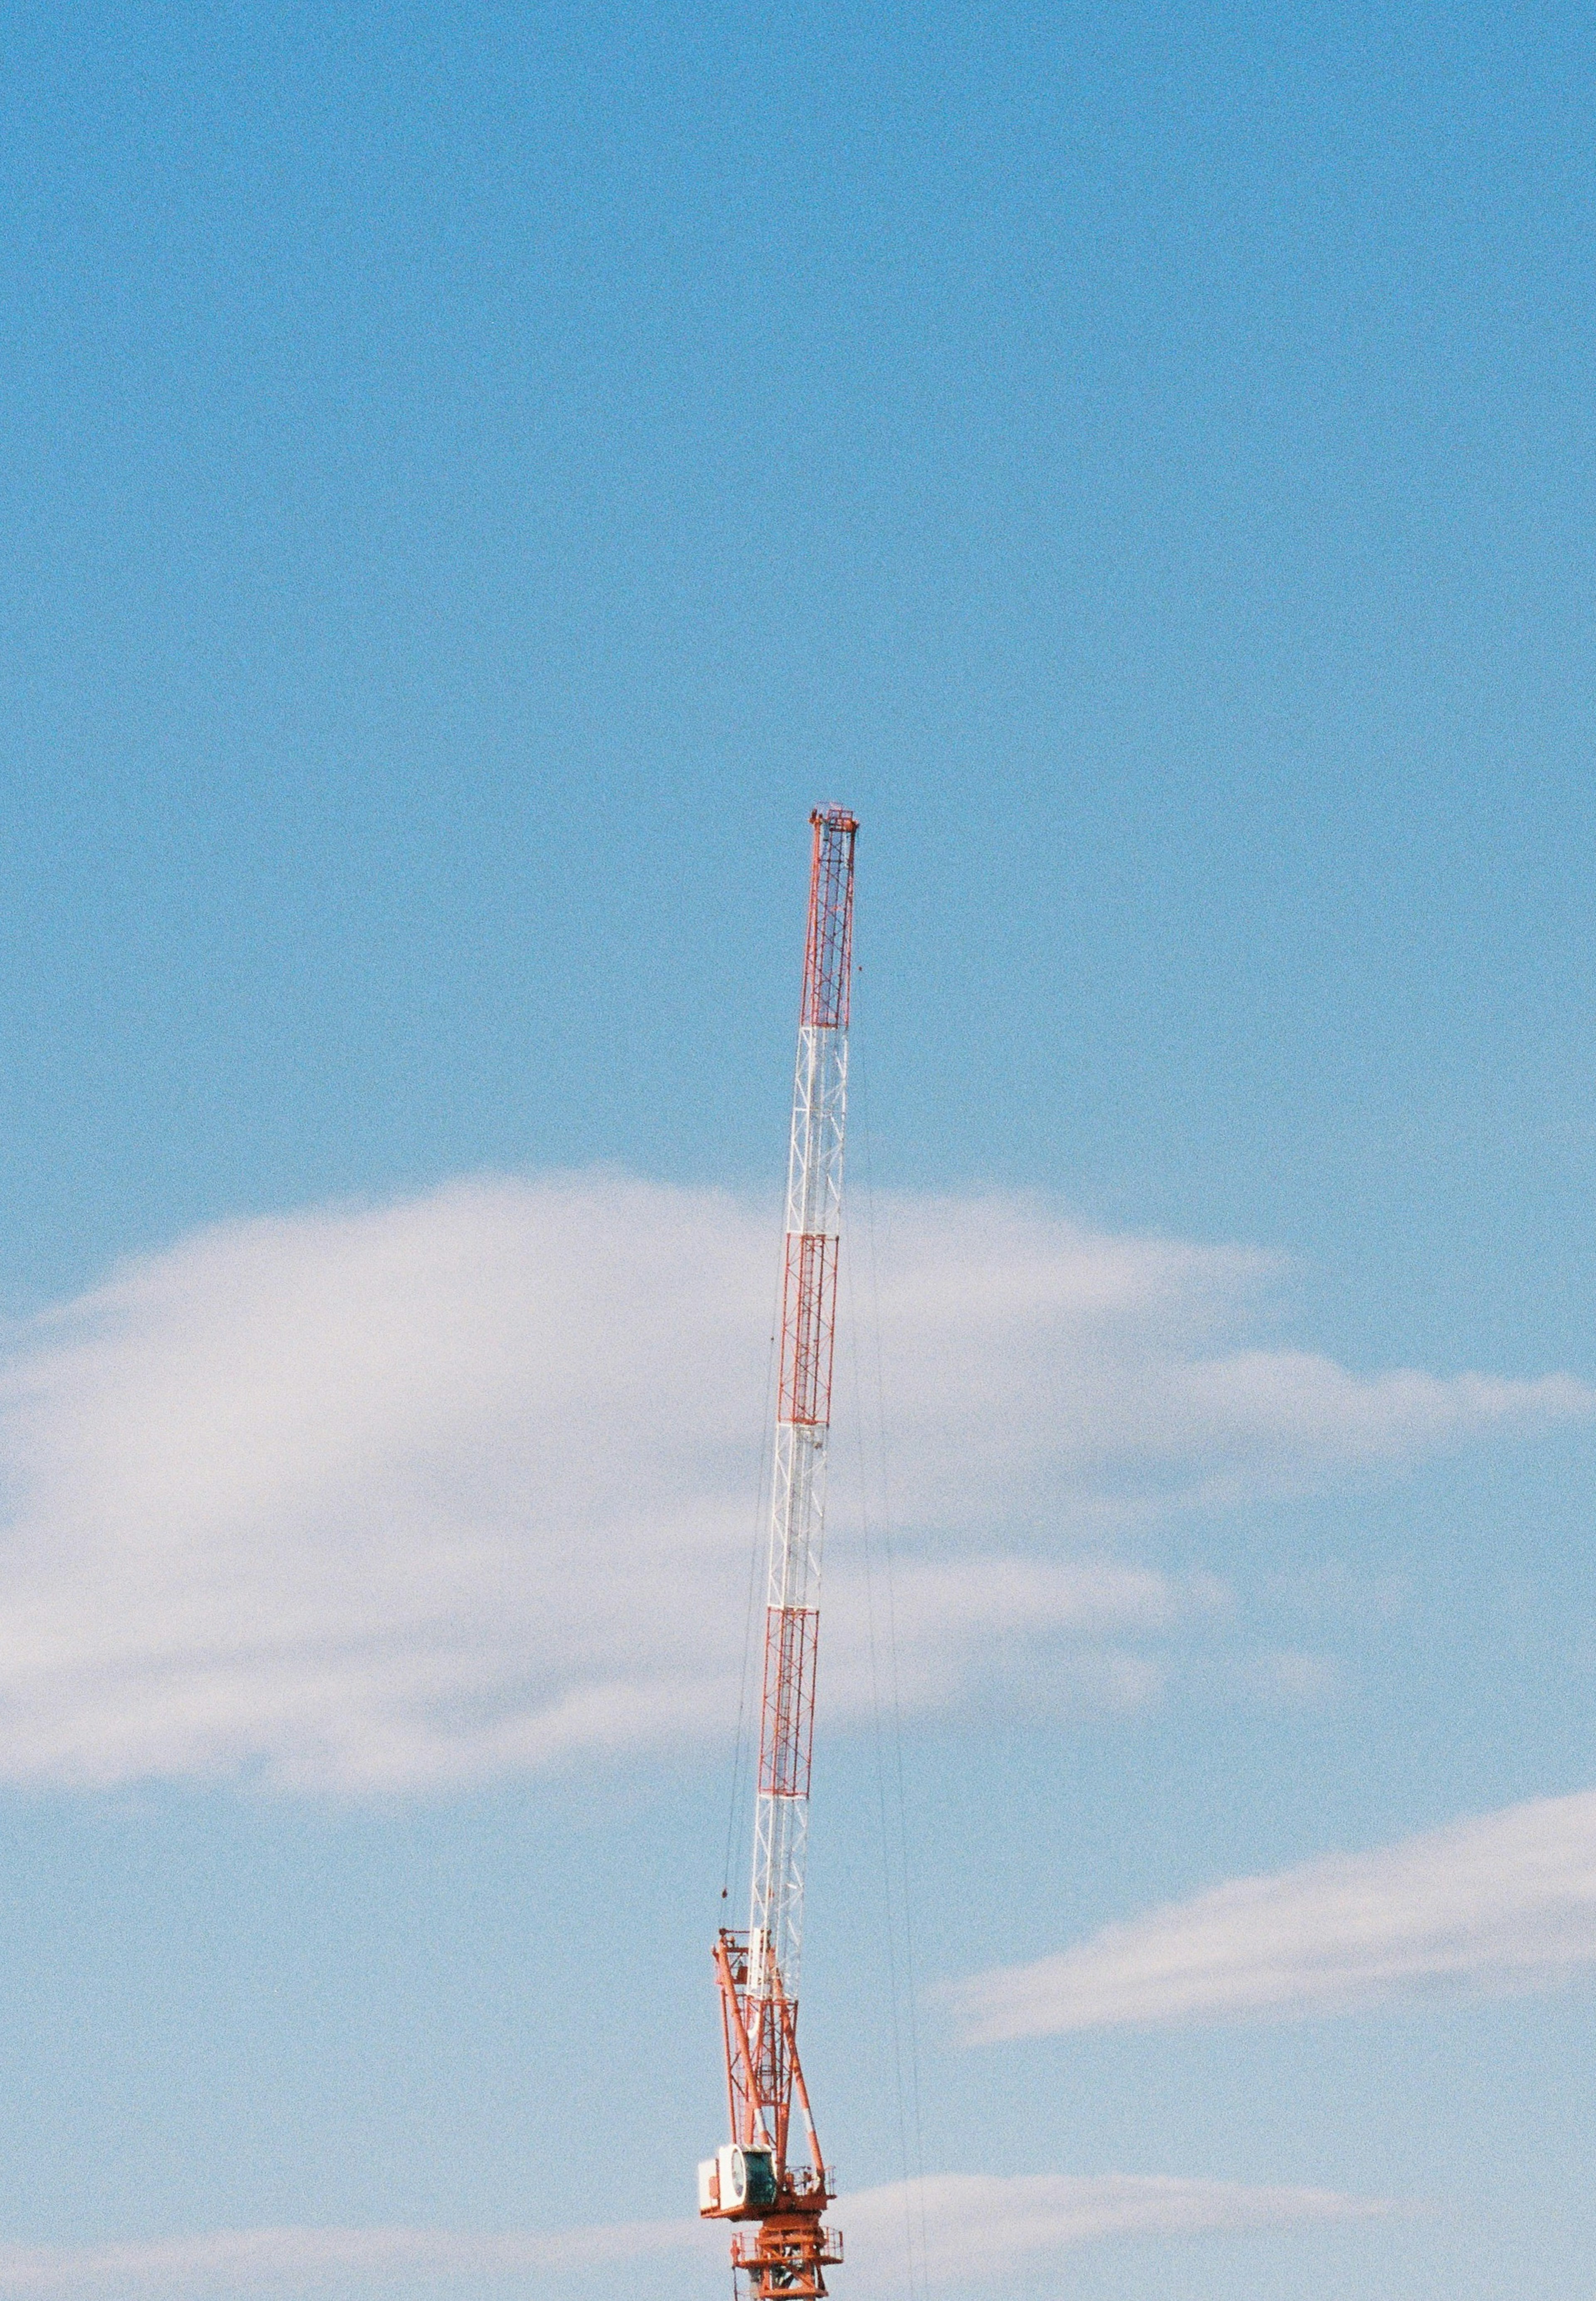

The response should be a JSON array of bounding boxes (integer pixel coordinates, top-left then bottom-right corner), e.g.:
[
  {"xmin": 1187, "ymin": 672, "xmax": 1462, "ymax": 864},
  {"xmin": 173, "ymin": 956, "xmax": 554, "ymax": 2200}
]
[{"xmin": 698, "ymin": 806, "xmax": 857, "ymax": 2301}]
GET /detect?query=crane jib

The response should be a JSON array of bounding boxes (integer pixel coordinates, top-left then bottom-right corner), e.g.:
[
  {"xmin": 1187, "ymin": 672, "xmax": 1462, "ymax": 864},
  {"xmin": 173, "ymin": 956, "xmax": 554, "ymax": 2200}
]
[{"xmin": 699, "ymin": 805, "xmax": 857, "ymax": 2301}]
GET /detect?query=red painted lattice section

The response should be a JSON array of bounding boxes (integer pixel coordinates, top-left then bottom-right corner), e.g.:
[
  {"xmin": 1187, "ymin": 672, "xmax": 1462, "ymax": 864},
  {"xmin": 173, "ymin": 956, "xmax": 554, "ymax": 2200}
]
[
  {"xmin": 757, "ymin": 1605, "xmax": 820, "ymax": 1800},
  {"xmin": 778, "ymin": 1231, "xmax": 839, "ymax": 1427}
]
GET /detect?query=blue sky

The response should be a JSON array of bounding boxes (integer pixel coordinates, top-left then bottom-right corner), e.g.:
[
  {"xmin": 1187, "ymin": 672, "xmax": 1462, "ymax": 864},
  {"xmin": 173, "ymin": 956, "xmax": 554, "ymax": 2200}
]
[{"xmin": 2, "ymin": 3, "xmax": 1595, "ymax": 2296}]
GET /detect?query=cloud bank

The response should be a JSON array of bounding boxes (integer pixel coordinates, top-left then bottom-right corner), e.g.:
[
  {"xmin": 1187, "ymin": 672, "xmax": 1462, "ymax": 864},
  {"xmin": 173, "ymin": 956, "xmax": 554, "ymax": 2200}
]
[
  {"xmin": 0, "ymin": 2175, "xmax": 1393, "ymax": 2294},
  {"xmin": 0, "ymin": 1171, "xmax": 1584, "ymax": 1790},
  {"xmin": 955, "ymin": 1786, "xmax": 1596, "ymax": 2039}
]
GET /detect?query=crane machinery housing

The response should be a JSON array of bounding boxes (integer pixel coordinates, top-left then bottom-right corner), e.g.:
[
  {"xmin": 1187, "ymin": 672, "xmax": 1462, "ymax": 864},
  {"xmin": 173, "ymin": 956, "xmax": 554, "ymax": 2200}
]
[{"xmin": 698, "ymin": 805, "xmax": 858, "ymax": 2301}]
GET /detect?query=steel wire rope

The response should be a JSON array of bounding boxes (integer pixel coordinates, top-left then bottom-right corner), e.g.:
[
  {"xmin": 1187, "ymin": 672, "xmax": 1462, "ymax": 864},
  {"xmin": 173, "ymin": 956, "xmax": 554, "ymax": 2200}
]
[
  {"xmin": 841, "ymin": 1037, "xmax": 928, "ymax": 2301},
  {"xmin": 853, "ymin": 1051, "xmax": 932, "ymax": 2293},
  {"xmin": 843, "ymin": 1236, "xmax": 921, "ymax": 2301}
]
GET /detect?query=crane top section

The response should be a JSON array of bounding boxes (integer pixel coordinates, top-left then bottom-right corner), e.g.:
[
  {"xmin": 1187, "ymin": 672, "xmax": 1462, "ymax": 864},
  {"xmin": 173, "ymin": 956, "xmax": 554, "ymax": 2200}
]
[{"xmin": 801, "ymin": 808, "xmax": 859, "ymax": 1033}]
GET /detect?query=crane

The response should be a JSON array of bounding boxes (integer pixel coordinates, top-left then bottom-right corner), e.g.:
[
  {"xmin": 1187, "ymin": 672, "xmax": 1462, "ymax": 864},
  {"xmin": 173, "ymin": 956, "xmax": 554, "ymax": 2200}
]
[{"xmin": 698, "ymin": 805, "xmax": 858, "ymax": 2301}]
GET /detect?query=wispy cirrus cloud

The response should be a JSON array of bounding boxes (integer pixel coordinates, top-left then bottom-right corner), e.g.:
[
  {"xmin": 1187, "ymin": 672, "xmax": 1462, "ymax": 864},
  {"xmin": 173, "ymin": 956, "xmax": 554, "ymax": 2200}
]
[
  {"xmin": 0, "ymin": 1171, "xmax": 1583, "ymax": 1791},
  {"xmin": 954, "ymin": 1786, "xmax": 1596, "ymax": 2040},
  {"xmin": 0, "ymin": 2176, "xmax": 1396, "ymax": 2295},
  {"xmin": 0, "ymin": 2220, "xmax": 708, "ymax": 2296},
  {"xmin": 844, "ymin": 2172, "xmax": 1396, "ymax": 2284}
]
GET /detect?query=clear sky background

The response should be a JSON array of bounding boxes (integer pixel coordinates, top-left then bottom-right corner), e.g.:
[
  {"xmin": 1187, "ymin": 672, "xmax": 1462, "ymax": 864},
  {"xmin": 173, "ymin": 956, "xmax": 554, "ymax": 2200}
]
[{"xmin": 2, "ymin": 3, "xmax": 1595, "ymax": 2297}]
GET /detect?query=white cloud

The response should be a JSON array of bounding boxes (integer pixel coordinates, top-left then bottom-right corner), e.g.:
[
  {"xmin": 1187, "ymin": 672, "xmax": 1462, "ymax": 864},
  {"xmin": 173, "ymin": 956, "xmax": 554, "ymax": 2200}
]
[
  {"xmin": 0, "ymin": 2177, "xmax": 1394, "ymax": 2296},
  {"xmin": 844, "ymin": 2172, "xmax": 1395, "ymax": 2284},
  {"xmin": 953, "ymin": 1786, "xmax": 1596, "ymax": 2039},
  {"xmin": 0, "ymin": 2219, "xmax": 708, "ymax": 2295},
  {"xmin": 0, "ymin": 1172, "xmax": 1583, "ymax": 1790}
]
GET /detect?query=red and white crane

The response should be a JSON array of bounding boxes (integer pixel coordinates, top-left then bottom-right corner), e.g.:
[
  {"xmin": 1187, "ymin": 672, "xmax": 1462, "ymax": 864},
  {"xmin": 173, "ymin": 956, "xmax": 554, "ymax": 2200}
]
[{"xmin": 699, "ymin": 805, "xmax": 858, "ymax": 2301}]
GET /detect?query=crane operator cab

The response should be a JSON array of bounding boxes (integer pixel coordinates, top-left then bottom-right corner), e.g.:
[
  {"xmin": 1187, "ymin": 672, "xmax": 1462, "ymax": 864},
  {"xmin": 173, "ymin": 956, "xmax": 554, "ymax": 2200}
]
[{"xmin": 699, "ymin": 2142, "xmax": 778, "ymax": 2218}]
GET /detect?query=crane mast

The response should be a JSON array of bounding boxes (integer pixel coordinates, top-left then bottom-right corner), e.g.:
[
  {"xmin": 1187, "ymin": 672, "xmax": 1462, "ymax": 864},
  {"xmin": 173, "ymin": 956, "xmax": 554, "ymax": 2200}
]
[{"xmin": 699, "ymin": 806, "xmax": 857, "ymax": 2301}]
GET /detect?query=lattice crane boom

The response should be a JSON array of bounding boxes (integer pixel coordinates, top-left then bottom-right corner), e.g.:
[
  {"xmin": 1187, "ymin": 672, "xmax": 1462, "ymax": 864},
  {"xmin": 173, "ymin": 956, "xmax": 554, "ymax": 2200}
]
[{"xmin": 698, "ymin": 806, "xmax": 858, "ymax": 2301}]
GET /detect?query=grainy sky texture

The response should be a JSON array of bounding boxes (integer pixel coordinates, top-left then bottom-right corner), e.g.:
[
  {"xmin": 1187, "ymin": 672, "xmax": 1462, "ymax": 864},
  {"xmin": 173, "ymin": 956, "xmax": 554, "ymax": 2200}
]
[{"xmin": 2, "ymin": 4, "xmax": 1595, "ymax": 2297}]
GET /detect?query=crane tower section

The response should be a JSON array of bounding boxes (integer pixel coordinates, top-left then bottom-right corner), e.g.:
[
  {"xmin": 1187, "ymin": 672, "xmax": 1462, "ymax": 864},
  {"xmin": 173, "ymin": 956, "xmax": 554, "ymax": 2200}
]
[{"xmin": 699, "ymin": 805, "xmax": 857, "ymax": 2301}]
